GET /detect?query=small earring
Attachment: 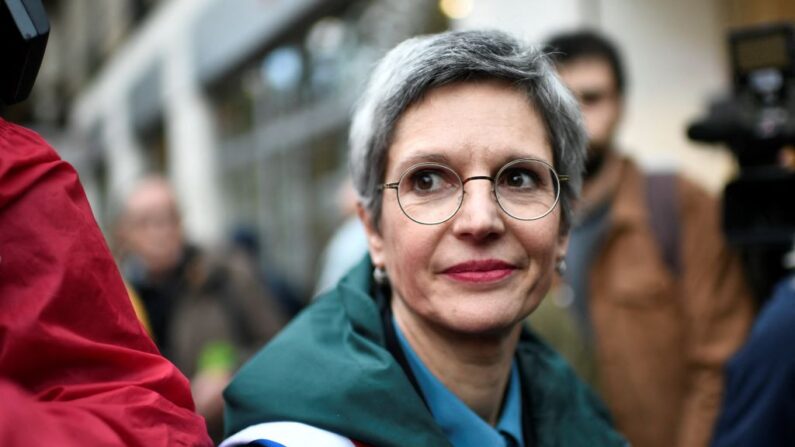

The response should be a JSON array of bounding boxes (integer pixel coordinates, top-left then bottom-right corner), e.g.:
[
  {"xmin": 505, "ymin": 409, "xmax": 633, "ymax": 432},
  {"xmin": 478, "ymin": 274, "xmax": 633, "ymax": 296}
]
[
  {"xmin": 555, "ymin": 259, "xmax": 567, "ymax": 275},
  {"xmin": 373, "ymin": 266, "xmax": 389, "ymax": 285}
]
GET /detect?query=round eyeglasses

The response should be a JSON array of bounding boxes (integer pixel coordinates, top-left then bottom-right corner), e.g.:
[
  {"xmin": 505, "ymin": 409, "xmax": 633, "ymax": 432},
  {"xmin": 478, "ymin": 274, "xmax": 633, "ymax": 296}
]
[{"xmin": 379, "ymin": 158, "xmax": 568, "ymax": 225}]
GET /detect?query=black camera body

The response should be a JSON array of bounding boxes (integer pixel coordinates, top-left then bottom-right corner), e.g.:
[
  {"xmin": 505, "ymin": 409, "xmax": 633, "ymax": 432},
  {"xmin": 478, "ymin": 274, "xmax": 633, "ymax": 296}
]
[
  {"xmin": 0, "ymin": 0, "xmax": 49, "ymax": 106},
  {"xmin": 688, "ymin": 23, "xmax": 795, "ymax": 301}
]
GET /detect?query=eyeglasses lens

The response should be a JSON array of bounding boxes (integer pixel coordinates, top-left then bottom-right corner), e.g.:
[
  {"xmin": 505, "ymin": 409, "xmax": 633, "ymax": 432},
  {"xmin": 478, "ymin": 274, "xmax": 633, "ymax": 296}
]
[
  {"xmin": 495, "ymin": 160, "xmax": 559, "ymax": 220},
  {"xmin": 395, "ymin": 160, "xmax": 560, "ymax": 224},
  {"xmin": 397, "ymin": 164, "xmax": 462, "ymax": 224}
]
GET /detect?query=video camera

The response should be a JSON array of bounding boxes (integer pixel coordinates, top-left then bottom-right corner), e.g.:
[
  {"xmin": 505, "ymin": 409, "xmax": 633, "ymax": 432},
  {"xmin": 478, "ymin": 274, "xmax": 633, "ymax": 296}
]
[
  {"xmin": 688, "ymin": 22, "xmax": 795, "ymax": 301},
  {"xmin": 0, "ymin": 0, "xmax": 49, "ymax": 106}
]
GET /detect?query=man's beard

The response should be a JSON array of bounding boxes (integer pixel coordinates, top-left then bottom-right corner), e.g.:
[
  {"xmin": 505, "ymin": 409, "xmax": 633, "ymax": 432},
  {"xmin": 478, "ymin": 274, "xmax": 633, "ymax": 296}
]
[{"xmin": 584, "ymin": 144, "xmax": 608, "ymax": 180}]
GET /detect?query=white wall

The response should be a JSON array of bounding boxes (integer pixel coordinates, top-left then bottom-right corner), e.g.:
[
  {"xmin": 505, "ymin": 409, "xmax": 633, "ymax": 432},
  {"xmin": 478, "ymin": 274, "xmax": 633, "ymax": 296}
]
[
  {"xmin": 454, "ymin": 0, "xmax": 736, "ymax": 192},
  {"xmin": 454, "ymin": 0, "xmax": 582, "ymax": 43},
  {"xmin": 601, "ymin": 0, "xmax": 735, "ymax": 192}
]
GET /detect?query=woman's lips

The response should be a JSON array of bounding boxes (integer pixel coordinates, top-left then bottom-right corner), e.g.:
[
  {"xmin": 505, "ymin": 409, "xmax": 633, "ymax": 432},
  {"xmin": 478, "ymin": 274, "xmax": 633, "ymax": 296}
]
[{"xmin": 441, "ymin": 259, "xmax": 517, "ymax": 283}]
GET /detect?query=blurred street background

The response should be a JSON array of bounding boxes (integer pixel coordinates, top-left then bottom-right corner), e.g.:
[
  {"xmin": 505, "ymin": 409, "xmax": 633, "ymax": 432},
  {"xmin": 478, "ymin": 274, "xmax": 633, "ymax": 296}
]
[{"xmin": 5, "ymin": 0, "xmax": 795, "ymax": 297}]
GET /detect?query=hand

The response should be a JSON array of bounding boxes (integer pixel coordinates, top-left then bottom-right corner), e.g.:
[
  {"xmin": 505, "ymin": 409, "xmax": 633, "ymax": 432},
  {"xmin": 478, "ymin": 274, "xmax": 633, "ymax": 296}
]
[{"xmin": 191, "ymin": 368, "xmax": 231, "ymax": 424}]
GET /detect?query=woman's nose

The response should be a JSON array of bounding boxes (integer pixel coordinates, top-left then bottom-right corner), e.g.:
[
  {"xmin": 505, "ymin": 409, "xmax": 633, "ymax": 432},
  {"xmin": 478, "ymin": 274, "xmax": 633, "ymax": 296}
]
[{"xmin": 451, "ymin": 179, "xmax": 505, "ymax": 241}]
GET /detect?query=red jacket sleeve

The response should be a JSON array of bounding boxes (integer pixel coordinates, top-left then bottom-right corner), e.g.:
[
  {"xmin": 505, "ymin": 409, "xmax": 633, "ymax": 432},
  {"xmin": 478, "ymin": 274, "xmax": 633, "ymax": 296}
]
[{"xmin": 0, "ymin": 119, "xmax": 212, "ymax": 446}]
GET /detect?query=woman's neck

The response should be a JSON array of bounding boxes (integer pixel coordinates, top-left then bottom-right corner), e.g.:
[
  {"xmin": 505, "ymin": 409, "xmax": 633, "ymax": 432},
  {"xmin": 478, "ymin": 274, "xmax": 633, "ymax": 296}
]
[{"xmin": 392, "ymin": 297, "xmax": 520, "ymax": 425}]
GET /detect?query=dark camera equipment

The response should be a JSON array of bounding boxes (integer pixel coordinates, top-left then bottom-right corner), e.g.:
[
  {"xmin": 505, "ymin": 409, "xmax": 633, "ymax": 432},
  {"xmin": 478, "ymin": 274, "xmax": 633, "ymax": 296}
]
[
  {"xmin": 688, "ymin": 22, "xmax": 795, "ymax": 302},
  {"xmin": 1, "ymin": 0, "xmax": 49, "ymax": 106}
]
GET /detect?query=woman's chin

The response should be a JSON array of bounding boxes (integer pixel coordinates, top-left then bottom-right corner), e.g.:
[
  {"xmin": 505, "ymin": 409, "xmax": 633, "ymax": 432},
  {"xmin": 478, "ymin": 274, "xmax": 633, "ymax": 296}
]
[{"xmin": 433, "ymin": 305, "xmax": 532, "ymax": 338}]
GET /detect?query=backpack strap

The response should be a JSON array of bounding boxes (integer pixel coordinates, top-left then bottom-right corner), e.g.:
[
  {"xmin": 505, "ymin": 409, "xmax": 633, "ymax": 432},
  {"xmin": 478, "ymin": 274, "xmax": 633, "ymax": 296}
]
[{"xmin": 646, "ymin": 173, "xmax": 681, "ymax": 276}]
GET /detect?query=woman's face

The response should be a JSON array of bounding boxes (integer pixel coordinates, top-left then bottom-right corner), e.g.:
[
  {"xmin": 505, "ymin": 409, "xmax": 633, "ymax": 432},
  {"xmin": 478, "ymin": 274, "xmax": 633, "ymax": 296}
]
[{"xmin": 360, "ymin": 80, "xmax": 568, "ymax": 336}]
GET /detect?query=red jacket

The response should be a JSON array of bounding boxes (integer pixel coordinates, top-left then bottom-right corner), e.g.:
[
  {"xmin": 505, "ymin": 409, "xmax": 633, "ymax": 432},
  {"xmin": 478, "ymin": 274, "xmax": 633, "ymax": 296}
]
[{"xmin": 0, "ymin": 118, "xmax": 212, "ymax": 446}]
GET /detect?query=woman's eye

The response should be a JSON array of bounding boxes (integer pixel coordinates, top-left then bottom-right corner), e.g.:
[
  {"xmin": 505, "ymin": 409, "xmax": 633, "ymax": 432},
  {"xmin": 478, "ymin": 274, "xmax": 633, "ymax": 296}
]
[
  {"xmin": 411, "ymin": 170, "xmax": 445, "ymax": 191},
  {"xmin": 502, "ymin": 168, "xmax": 537, "ymax": 189}
]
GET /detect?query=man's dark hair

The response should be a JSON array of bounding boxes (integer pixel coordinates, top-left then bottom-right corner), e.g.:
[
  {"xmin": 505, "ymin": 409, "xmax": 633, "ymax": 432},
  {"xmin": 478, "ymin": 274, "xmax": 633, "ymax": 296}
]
[{"xmin": 545, "ymin": 30, "xmax": 626, "ymax": 95}]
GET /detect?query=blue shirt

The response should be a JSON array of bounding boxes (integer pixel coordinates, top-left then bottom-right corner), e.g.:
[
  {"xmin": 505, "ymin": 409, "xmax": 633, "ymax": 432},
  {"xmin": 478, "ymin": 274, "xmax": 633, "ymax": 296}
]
[
  {"xmin": 394, "ymin": 320, "xmax": 524, "ymax": 447},
  {"xmin": 711, "ymin": 275, "xmax": 795, "ymax": 447}
]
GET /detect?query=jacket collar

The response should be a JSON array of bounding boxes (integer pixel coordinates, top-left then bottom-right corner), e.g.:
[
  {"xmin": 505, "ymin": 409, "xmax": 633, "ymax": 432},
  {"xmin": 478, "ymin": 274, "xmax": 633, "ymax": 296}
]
[
  {"xmin": 224, "ymin": 255, "xmax": 452, "ymax": 447},
  {"xmin": 224, "ymin": 255, "xmax": 624, "ymax": 447},
  {"xmin": 576, "ymin": 153, "xmax": 648, "ymax": 233}
]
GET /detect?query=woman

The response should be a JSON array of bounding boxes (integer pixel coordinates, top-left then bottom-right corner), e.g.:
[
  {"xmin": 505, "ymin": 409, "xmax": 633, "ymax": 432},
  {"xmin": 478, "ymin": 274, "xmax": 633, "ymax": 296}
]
[{"xmin": 222, "ymin": 30, "xmax": 626, "ymax": 447}]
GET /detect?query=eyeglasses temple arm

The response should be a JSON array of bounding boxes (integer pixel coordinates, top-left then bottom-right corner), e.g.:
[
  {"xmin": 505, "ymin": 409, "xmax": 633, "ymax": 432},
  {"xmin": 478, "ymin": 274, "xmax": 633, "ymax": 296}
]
[{"xmin": 379, "ymin": 182, "xmax": 399, "ymax": 191}]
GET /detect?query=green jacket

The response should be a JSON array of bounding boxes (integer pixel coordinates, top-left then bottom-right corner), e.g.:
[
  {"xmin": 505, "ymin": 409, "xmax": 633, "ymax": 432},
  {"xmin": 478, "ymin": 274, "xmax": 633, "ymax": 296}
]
[{"xmin": 224, "ymin": 256, "xmax": 626, "ymax": 446}]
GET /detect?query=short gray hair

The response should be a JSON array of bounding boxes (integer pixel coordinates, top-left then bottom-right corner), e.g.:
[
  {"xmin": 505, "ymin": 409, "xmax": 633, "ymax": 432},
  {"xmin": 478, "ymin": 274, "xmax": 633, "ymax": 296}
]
[{"xmin": 349, "ymin": 29, "xmax": 585, "ymax": 230}]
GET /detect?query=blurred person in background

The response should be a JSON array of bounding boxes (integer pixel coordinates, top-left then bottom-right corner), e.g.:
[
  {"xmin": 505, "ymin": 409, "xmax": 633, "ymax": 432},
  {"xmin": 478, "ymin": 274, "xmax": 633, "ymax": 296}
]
[
  {"xmin": 221, "ymin": 30, "xmax": 626, "ymax": 447},
  {"xmin": 230, "ymin": 225, "xmax": 306, "ymax": 318},
  {"xmin": 532, "ymin": 30, "xmax": 754, "ymax": 447},
  {"xmin": 313, "ymin": 177, "xmax": 368, "ymax": 297},
  {"xmin": 710, "ymin": 272, "xmax": 795, "ymax": 446},
  {"xmin": 116, "ymin": 175, "xmax": 287, "ymax": 442}
]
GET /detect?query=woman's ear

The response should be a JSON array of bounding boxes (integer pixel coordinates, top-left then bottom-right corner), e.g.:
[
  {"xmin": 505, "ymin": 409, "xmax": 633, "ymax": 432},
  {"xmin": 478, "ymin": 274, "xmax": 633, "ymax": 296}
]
[{"xmin": 356, "ymin": 202, "xmax": 386, "ymax": 267}]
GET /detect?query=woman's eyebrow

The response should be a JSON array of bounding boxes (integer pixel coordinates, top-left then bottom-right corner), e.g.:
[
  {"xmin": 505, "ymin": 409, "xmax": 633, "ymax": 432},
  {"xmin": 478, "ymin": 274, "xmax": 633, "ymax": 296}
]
[
  {"xmin": 392, "ymin": 152, "xmax": 452, "ymax": 174},
  {"xmin": 391, "ymin": 149, "xmax": 554, "ymax": 177},
  {"xmin": 498, "ymin": 150, "xmax": 554, "ymax": 165}
]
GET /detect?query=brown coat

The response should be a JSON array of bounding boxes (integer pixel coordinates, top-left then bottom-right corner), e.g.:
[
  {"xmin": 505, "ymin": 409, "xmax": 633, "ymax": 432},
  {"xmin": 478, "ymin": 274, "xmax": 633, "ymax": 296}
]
[
  {"xmin": 125, "ymin": 245, "xmax": 287, "ymax": 442},
  {"xmin": 166, "ymin": 246, "xmax": 287, "ymax": 377},
  {"xmin": 590, "ymin": 159, "xmax": 754, "ymax": 447}
]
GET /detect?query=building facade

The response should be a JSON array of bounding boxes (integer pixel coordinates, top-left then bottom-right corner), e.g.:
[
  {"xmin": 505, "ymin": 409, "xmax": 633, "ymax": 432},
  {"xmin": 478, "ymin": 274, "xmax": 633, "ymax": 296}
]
[
  {"xmin": 58, "ymin": 0, "xmax": 794, "ymax": 291},
  {"xmin": 70, "ymin": 0, "xmax": 445, "ymax": 289}
]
